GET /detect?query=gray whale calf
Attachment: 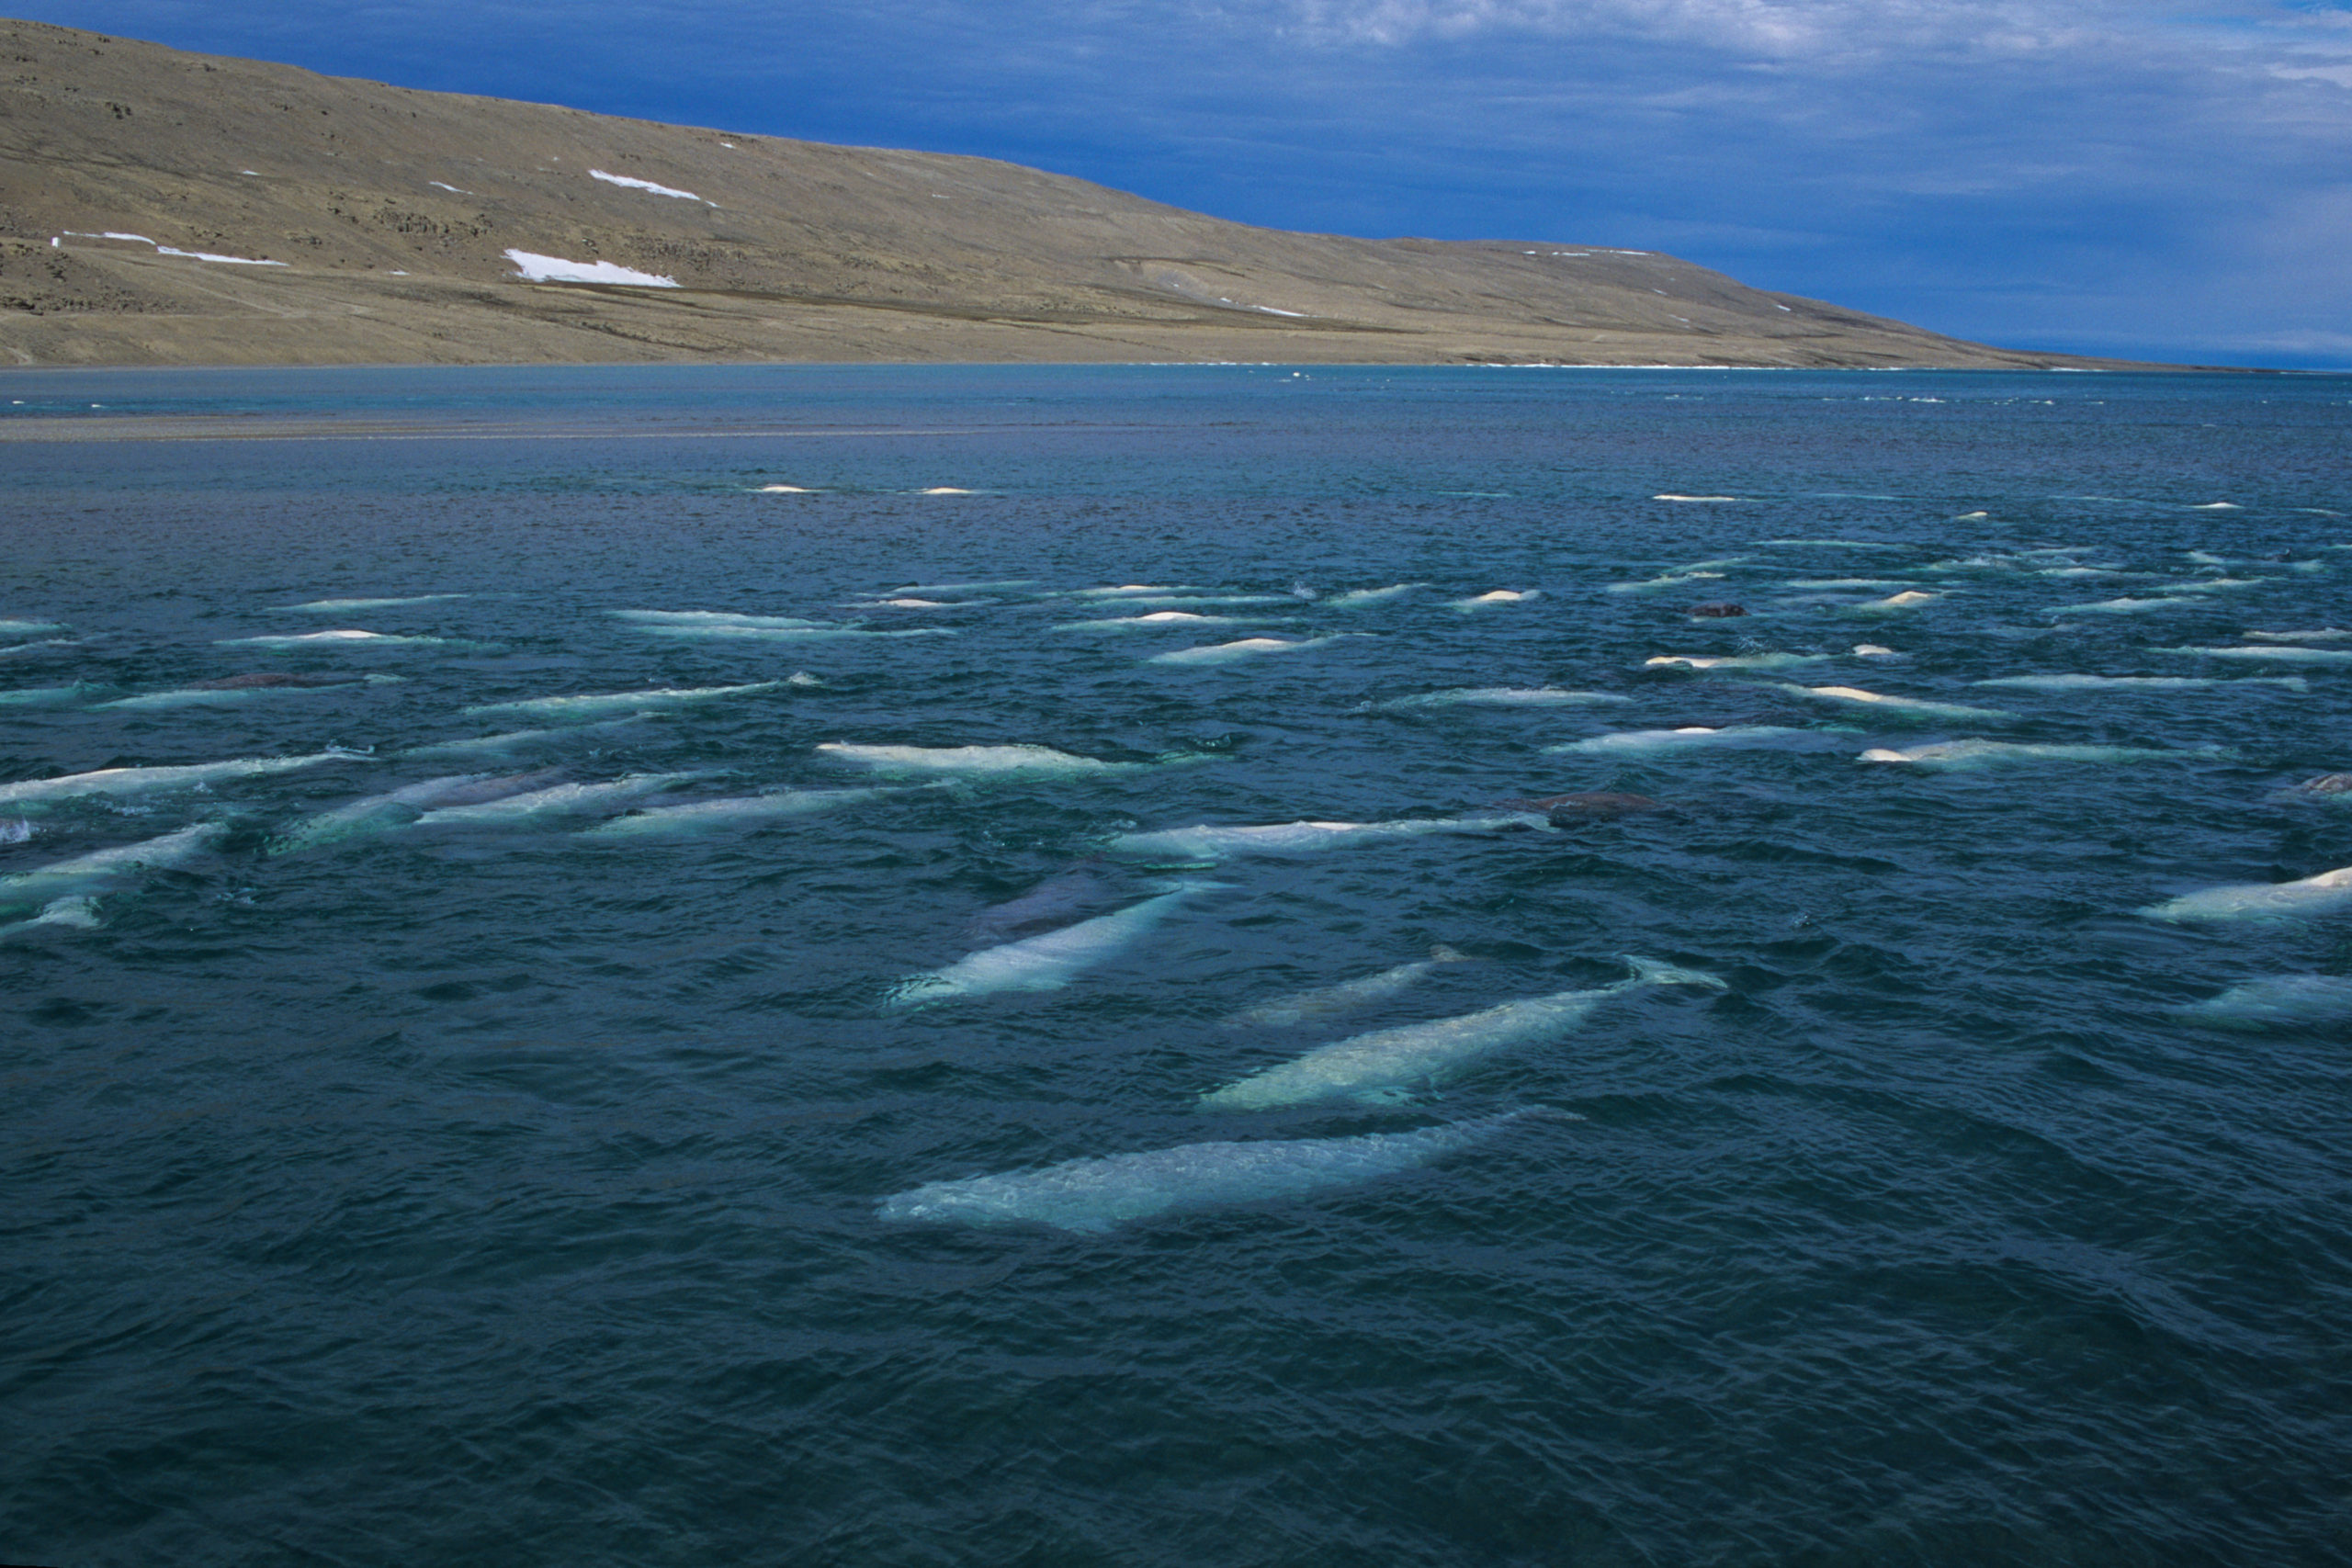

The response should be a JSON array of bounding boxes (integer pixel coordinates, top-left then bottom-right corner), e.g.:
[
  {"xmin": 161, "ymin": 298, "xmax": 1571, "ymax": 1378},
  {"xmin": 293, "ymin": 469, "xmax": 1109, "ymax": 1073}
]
[{"xmin": 878, "ymin": 1109, "xmax": 1544, "ymax": 1234}]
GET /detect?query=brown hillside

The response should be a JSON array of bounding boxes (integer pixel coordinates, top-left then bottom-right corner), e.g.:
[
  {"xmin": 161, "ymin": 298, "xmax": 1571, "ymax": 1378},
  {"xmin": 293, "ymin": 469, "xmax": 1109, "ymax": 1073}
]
[{"xmin": 0, "ymin": 17, "xmax": 2138, "ymax": 368}]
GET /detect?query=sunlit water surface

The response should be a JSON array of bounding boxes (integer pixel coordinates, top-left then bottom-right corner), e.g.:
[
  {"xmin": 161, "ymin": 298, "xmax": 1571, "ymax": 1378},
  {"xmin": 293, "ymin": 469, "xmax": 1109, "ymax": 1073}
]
[{"xmin": 4, "ymin": 366, "xmax": 2349, "ymax": 1565}]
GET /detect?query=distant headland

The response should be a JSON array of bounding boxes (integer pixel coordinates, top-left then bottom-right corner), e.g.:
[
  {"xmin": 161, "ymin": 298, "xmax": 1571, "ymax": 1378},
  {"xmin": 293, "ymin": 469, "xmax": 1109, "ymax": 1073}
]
[{"xmin": 0, "ymin": 18, "xmax": 2181, "ymax": 370}]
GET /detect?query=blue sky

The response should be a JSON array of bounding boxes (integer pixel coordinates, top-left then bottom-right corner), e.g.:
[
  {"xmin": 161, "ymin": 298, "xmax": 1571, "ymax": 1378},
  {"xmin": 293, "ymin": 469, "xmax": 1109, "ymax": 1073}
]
[{"xmin": 23, "ymin": 0, "xmax": 2352, "ymax": 365}]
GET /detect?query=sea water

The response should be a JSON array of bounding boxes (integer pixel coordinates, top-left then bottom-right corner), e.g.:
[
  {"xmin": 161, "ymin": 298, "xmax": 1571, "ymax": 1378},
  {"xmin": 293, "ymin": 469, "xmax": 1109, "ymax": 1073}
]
[{"xmin": 3, "ymin": 365, "xmax": 2348, "ymax": 1565}]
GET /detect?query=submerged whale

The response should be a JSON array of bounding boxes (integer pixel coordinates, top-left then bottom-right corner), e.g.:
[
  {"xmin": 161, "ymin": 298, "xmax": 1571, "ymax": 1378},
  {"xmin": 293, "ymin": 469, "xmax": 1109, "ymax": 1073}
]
[
  {"xmin": 411, "ymin": 773, "xmax": 706, "ymax": 827},
  {"xmin": 2177, "ymin": 975, "xmax": 2352, "ymax": 1030},
  {"xmin": 269, "ymin": 770, "xmax": 565, "ymax": 853},
  {"xmin": 462, "ymin": 682, "xmax": 780, "ymax": 722},
  {"xmin": 0, "ymin": 750, "xmax": 362, "ymax": 810},
  {"xmin": 816, "ymin": 742, "xmax": 1202, "ymax": 777},
  {"xmin": 2140, "ymin": 863, "xmax": 2352, "ymax": 923},
  {"xmin": 1224, "ymin": 945, "xmax": 1472, "ymax": 1029},
  {"xmin": 1774, "ymin": 684, "xmax": 2015, "ymax": 722},
  {"xmin": 579, "ymin": 785, "xmax": 910, "ymax": 838},
  {"xmin": 1860, "ymin": 739, "xmax": 2224, "ymax": 769},
  {"xmin": 878, "ymin": 1109, "xmax": 1545, "ymax": 1234},
  {"xmin": 1544, "ymin": 726, "xmax": 1831, "ymax": 757},
  {"xmin": 0, "ymin": 821, "xmax": 226, "ymax": 931},
  {"xmin": 887, "ymin": 883, "xmax": 1216, "ymax": 1008},
  {"xmin": 961, "ymin": 858, "xmax": 1116, "ymax": 946},
  {"xmin": 1107, "ymin": 814, "xmax": 1545, "ymax": 864},
  {"xmin": 1200, "ymin": 956, "xmax": 1724, "ymax": 1111}
]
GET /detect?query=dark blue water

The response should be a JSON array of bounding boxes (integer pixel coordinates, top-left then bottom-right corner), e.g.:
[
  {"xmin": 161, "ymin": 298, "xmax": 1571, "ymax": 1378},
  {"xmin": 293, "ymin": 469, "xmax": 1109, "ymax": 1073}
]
[{"xmin": 4, "ymin": 366, "xmax": 2349, "ymax": 1566}]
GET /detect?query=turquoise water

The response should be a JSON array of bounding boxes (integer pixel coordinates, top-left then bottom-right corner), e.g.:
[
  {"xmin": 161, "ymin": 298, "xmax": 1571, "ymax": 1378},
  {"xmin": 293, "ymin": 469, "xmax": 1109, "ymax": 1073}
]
[{"xmin": 4, "ymin": 366, "xmax": 2349, "ymax": 1564}]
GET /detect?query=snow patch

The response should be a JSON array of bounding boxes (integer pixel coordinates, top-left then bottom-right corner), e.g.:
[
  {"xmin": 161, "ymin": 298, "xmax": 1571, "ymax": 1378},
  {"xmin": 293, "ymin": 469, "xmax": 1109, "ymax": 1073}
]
[
  {"xmin": 58, "ymin": 231, "xmax": 284, "ymax": 265},
  {"xmin": 503, "ymin": 249, "xmax": 679, "ymax": 288},
  {"xmin": 591, "ymin": 168, "xmax": 707, "ymax": 203}
]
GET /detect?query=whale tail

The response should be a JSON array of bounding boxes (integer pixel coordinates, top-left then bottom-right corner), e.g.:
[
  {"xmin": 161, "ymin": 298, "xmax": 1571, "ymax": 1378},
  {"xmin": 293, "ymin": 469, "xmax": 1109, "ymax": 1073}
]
[{"xmin": 1621, "ymin": 955, "xmax": 1728, "ymax": 991}]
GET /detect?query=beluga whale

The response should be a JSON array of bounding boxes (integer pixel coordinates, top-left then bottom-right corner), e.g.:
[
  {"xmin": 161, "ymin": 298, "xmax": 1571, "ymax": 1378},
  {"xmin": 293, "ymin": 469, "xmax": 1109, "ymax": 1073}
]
[
  {"xmin": 878, "ymin": 1109, "xmax": 1547, "ymax": 1234},
  {"xmin": 1199, "ymin": 957, "xmax": 1724, "ymax": 1111},
  {"xmin": 886, "ymin": 882, "xmax": 1220, "ymax": 1008},
  {"xmin": 2139, "ymin": 863, "xmax": 2352, "ymax": 924},
  {"xmin": 0, "ymin": 822, "xmax": 226, "ymax": 933}
]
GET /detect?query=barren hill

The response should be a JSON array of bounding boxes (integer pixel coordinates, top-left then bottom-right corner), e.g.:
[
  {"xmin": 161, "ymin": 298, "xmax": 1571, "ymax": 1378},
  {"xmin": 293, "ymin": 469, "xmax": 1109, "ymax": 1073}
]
[{"xmin": 0, "ymin": 18, "xmax": 2124, "ymax": 368}]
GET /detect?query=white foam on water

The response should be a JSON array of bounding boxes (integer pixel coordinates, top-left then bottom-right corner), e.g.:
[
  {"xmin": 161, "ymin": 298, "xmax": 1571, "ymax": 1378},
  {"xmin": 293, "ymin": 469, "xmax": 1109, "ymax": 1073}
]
[
  {"xmin": 1076, "ymin": 585, "xmax": 1194, "ymax": 597},
  {"xmin": 503, "ymin": 249, "xmax": 678, "ymax": 288},
  {"xmin": 1655, "ymin": 494, "xmax": 1740, "ymax": 502},
  {"xmin": 1785, "ymin": 579, "xmax": 1912, "ymax": 591},
  {"xmin": 894, "ymin": 580, "xmax": 1039, "ymax": 594},
  {"xmin": 2245, "ymin": 629, "xmax": 2352, "ymax": 642}
]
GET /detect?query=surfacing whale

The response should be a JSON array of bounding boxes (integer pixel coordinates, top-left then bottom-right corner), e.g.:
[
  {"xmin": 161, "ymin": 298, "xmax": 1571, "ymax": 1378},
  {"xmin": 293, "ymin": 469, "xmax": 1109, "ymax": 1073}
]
[
  {"xmin": 0, "ymin": 821, "xmax": 226, "ymax": 931},
  {"xmin": 0, "ymin": 750, "xmax": 363, "ymax": 810},
  {"xmin": 1860, "ymin": 739, "xmax": 2224, "ymax": 769},
  {"xmin": 2140, "ymin": 864, "xmax": 2352, "ymax": 923},
  {"xmin": 462, "ymin": 682, "xmax": 779, "ymax": 722},
  {"xmin": 816, "ymin": 742, "xmax": 1203, "ymax": 777},
  {"xmin": 1200, "ymin": 957, "xmax": 1724, "ymax": 1111},
  {"xmin": 887, "ymin": 883, "xmax": 1216, "ymax": 1008},
  {"xmin": 2177, "ymin": 975, "xmax": 2352, "ymax": 1030},
  {"xmin": 269, "ymin": 771, "xmax": 564, "ymax": 853},
  {"xmin": 878, "ymin": 1109, "xmax": 1545, "ymax": 1233},
  {"xmin": 1224, "ymin": 945, "xmax": 1473, "ymax": 1029},
  {"xmin": 1107, "ymin": 814, "xmax": 1545, "ymax": 864}
]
